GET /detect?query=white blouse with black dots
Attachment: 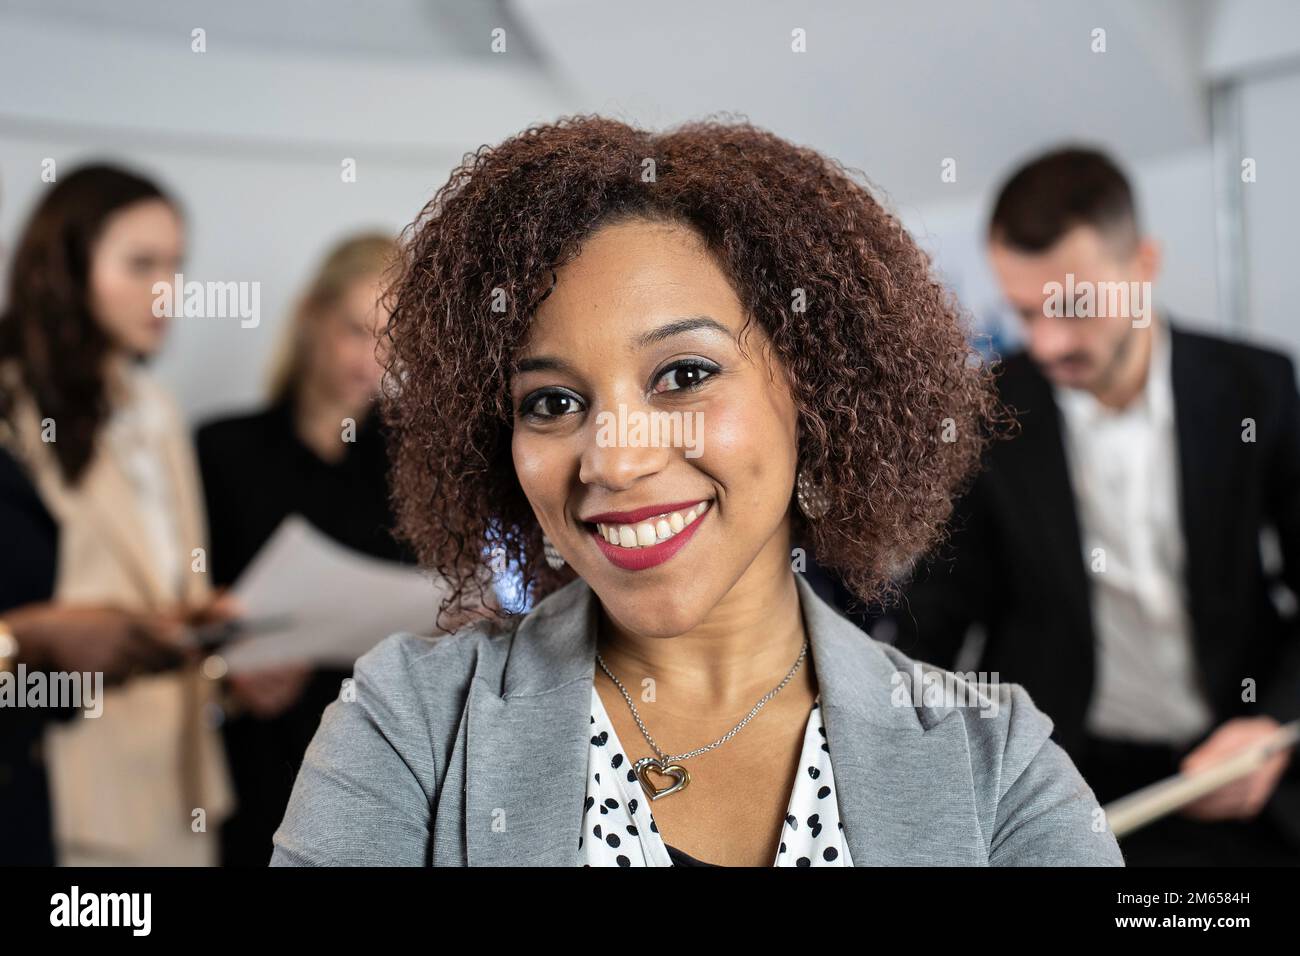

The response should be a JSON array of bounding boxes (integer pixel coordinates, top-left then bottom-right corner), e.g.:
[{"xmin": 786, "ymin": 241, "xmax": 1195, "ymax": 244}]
[{"xmin": 580, "ymin": 686, "xmax": 854, "ymax": 866}]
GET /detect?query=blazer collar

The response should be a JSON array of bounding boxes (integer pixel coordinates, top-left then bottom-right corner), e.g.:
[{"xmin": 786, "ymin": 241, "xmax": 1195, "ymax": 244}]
[
  {"xmin": 465, "ymin": 575, "xmax": 985, "ymax": 866},
  {"xmin": 490, "ymin": 573, "xmax": 927, "ymax": 731}
]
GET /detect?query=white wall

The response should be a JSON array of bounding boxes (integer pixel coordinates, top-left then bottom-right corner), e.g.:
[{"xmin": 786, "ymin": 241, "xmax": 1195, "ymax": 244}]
[
  {"xmin": 2, "ymin": 0, "xmax": 1297, "ymax": 424},
  {"xmin": 1236, "ymin": 68, "xmax": 1300, "ymax": 360}
]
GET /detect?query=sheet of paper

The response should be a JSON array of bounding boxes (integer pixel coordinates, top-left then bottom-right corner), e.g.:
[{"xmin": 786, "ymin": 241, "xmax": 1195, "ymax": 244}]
[
  {"xmin": 1101, "ymin": 720, "xmax": 1300, "ymax": 838},
  {"xmin": 215, "ymin": 515, "xmax": 450, "ymax": 674}
]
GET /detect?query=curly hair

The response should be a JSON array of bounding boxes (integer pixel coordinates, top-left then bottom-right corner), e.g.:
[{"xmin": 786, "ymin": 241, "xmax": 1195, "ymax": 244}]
[{"xmin": 383, "ymin": 114, "xmax": 1001, "ymax": 620}]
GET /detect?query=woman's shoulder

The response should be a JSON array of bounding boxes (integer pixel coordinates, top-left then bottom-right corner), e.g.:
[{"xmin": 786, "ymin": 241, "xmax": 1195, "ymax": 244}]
[
  {"xmin": 866, "ymin": 640, "xmax": 1122, "ymax": 865},
  {"xmin": 350, "ymin": 613, "xmax": 522, "ymax": 710},
  {"xmin": 868, "ymin": 638, "xmax": 1055, "ymax": 753}
]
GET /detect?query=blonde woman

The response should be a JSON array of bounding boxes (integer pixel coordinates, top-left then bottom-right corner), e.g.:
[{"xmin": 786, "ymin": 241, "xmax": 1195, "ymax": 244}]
[{"xmin": 196, "ymin": 234, "xmax": 410, "ymax": 865}]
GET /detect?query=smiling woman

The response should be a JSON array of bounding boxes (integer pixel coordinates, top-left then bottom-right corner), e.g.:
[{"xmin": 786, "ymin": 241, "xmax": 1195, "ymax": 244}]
[{"xmin": 271, "ymin": 116, "xmax": 1124, "ymax": 867}]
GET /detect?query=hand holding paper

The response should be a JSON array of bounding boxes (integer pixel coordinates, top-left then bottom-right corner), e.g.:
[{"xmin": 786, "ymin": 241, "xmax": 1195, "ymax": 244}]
[
  {"xmin": 202, "ymin": 516, "xmax": 453, "ymax": 675},
  {"xmin": 1102, "ymin": 718, "xmax": 1300, "ymax": 838},
  {"xmin": 1178, "ymin": 716, "xmax": 1294, "ymax": 821}
]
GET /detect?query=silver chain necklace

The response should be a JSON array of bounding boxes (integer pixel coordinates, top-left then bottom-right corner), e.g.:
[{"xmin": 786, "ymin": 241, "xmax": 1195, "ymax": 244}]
[{"xmin": 595, "ymin": 641, "xmax": 809, "ymax": 802}]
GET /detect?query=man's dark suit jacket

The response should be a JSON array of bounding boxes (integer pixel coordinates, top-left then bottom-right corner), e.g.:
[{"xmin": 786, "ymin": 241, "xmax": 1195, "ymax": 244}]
[{"xmin": 891, "ymin": 323, "xmax": 1300, "ymax": 844}]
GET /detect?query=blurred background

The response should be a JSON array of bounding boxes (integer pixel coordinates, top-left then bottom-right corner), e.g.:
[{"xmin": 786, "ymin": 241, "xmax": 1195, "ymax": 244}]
[
  {"xmin": 3, "ymin": 0, "xmax": 1300, "ymax": 870},
  {"xmin": 2, "ymin": 0, "xmax": 1298, "ymax": 421}
]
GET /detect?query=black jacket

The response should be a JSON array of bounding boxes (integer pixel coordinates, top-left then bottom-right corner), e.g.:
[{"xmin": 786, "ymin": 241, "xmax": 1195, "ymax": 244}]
[
  {"xmin": 195, "ymin": 401, "xmax": 407, "ymax": 866},
  {"xmin": 0, "ymin": 445, "xmax": 60, "ymax": 865},
  {"xmin": 892, "ymin": 324, "xmax": 1300, "ymax": 839}
]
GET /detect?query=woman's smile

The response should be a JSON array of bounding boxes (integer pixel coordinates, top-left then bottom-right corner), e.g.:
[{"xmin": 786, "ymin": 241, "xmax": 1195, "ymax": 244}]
[{"xmin": 583, "ymin": 499, "xmax": 712, "ymax": 571}]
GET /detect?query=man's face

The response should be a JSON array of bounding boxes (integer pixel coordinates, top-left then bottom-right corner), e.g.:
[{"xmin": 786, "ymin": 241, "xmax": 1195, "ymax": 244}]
[{"xmin": 989, "ymin": 225, "xmax": 1155, "ymax": 394}]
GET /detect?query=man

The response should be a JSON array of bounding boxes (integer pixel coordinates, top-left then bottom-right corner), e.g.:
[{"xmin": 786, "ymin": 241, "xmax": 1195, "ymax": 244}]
[{"xmin": 892, "ymin": 147, "xmax": 1300, "ymax": 865}]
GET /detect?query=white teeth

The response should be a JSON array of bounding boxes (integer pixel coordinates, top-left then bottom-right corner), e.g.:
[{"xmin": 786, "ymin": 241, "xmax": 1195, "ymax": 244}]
[{"xmin": 595, "ymin": 502, "xmax": 712, "ymax": 550}]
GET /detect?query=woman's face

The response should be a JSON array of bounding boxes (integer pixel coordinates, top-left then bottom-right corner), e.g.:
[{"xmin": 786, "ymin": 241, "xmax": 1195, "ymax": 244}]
[
  {"xmin": 307, "ymin": 274, "xmax": 389, "ymax": 408},
  {"xmin": 511, "ymin": 219, "xmax": 800, "ymax": 638},
  {"xmin": 89, "ymin": 198, "xmax": 184, "ymax": 357}
]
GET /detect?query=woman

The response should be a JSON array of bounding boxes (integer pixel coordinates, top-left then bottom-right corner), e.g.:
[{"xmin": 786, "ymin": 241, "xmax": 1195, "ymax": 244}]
[
  {"xmin": 0, "ymin": 164, "xmax": 232, "ymax": 865},
  {"xmin": 272, "ymin": 118, "xmax": 1124, "ymax": 866},
  {"xmin": 196, "ymin": 234, "xmax": 410, "ymax": 866},
  {"xmin": 0, "ymin": 438, "xmax": 194, "ymax": 865}
]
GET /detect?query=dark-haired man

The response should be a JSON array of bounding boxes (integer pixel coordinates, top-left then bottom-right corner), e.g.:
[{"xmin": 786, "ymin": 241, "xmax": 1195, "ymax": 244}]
[{"xmin": 892, "ymin": 147, "xmax": 1300, "ymax": 865}]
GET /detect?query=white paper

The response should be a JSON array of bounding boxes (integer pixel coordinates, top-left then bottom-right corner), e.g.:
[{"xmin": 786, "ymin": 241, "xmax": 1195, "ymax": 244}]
[{"xmin": 216, "ymin": 515, "xmax": 448, "ymax": 674}]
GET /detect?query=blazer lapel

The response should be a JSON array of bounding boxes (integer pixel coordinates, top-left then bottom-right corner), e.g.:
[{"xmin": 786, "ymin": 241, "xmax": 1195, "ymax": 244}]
[
  {"xmin": 1169, "ymin": 325, "xmax": 1235, "ymax": 672},
  {"xmin": 8, "ymin": 388, "xmax": 172, "ymax": 607},
  {"xmin": 76, "ymin": 449, "xmax": 174, "ymax": 605},
  {"xmin": 996, "ymin": 359, "xmax": 1095, "ymax": 641},
  {"xmin": 797, "ymin": 575, "xmax": 988, "ymax": 865},
  {"xmin": 464, "ymin": 580, "xmax": 598, "ymax": 866}
]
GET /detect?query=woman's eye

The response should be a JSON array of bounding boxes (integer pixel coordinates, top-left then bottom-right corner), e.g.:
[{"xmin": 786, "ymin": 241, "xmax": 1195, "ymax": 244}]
[
  {"xmin": 653, "ymin": 361, "xmax": 717, "ymax": 394},
  {"xmin": 521, "ymin": 391, "xmax": 583, "ymax": 420}
]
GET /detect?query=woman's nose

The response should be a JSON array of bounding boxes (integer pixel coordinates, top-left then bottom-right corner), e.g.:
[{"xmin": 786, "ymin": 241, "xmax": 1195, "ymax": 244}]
[{"xmin": 578, "ymin": 415, "xmax": 673, "ymax": 491}]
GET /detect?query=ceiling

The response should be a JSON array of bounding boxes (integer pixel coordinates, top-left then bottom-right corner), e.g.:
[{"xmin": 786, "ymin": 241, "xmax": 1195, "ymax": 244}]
[{"xmin": 0, "ymin": 0, "xmax": 1225, "ymax": 205}]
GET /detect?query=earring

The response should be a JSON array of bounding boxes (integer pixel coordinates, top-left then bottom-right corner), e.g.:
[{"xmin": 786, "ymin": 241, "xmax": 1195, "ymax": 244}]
[
  {"xmin": 542, "ymin": 534, "xmax": 567, "ymax": 570},
  {"xmin": 795, "ymin": 468, "xmax": 830, "ymax": 520}
]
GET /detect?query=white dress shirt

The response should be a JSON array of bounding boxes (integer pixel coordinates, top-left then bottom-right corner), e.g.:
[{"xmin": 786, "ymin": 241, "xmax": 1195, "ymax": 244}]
[{"xmin": 1053, "ymin": 320, "xmax": 1215, "ymax": 746}]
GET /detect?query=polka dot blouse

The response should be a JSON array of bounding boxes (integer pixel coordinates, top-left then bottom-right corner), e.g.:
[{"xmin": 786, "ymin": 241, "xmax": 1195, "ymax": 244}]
[{"xmin": 580, "ymin": 686, "xmax": 854, "ymax": 867}]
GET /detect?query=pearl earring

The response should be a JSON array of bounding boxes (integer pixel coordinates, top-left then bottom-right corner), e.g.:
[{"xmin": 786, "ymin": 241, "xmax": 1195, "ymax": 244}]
[
  {"xmin": 542, "ymin": 534, "xmax": 566, "ymax": 570},
  {"xmin": 795, "ymin": 468, "xmax": 829, "ymax": 520}
]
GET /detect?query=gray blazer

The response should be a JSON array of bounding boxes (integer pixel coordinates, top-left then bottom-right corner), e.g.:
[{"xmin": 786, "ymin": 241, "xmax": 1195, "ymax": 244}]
[{"xmin": 271, "ymin": 574, "xmax": 1124, "ymax": 866}]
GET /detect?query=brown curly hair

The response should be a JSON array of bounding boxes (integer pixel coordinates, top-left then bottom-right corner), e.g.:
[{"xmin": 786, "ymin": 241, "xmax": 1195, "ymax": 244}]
[{"xmin": 382, "ymin": 114, "xmax": 1000, "ymax": 619}]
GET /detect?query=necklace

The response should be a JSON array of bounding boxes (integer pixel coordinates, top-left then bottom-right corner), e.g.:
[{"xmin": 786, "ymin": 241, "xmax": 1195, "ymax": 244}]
[{"xmin": 595, "ymin": 641, "xmax": 810, "ymax": 802}]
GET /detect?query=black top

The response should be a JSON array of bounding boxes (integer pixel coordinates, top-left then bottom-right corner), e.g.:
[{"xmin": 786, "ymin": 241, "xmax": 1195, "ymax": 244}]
[
  {"xmin": 665, "ymin": 843, "xmax": 721, "ymax": 867},
  {"xmin": 195, "ymin": 400, "xmax": 409, "ymax": 866},
  {"xmin": 0, "ymin": 444, "xmax": 60, "ymax": 865},
  {"xmin": 195, "ymin": 400, "xmax": 406, "ymax": 588}
]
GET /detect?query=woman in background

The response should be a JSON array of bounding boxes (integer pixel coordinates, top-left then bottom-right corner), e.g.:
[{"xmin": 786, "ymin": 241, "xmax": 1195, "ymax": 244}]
[
  {"xmin": 0, "ymin": 164, "xmax": 233, "ymax": 865},
  {"xmin": 197, "ymin": 234, "xmax": 410, "ymax": 866}
]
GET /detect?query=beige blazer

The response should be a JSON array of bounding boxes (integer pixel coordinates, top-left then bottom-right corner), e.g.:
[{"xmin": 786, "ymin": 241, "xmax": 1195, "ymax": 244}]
[{"xmin": 1, "ymin": 363, "xmax": 233, "ymax": 865}]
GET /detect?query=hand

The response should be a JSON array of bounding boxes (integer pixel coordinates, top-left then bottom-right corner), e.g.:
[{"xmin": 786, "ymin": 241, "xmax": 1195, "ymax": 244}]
[
  {"xmin": 226, "ymin": 664, "xmax": 312, "ymax": 719},
  {"xmin": 186, "ymin": 589, "xmax": 245, "ymax": 628},
  {"xmin": 1178, "ymin": 717, "xmax": 1292, "ymax": 822},
  {"xmin": 6, "ymin": 604, "xmax": 189, "ymax": 686}
]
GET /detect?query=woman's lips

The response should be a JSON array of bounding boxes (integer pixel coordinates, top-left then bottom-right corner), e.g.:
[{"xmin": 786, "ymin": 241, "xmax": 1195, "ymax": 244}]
[{"xmin": 587, "ymin": 500, "xmax": 710, "ymax": 571}]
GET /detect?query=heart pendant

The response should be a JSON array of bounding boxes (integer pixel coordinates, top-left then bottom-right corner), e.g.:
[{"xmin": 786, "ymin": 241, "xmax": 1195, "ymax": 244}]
[{"xmin": 633, "ymin": 757, "xmax": 691, "ymax": 801}]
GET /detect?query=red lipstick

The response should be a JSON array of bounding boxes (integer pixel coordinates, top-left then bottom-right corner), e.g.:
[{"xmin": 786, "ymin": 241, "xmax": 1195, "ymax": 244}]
[
  {"xmin": 582, "ymin": 500, "xmax": 707, "ymax": 525},
  {"xmin": 587, "ymin": 502, "xmax": 711, "ymax": 571}
]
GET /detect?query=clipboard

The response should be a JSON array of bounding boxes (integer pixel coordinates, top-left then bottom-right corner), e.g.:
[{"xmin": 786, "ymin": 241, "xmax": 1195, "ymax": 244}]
[{"xmin": 1102, "ymin": 720, "xmax": 1300, "ymax": 838}]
